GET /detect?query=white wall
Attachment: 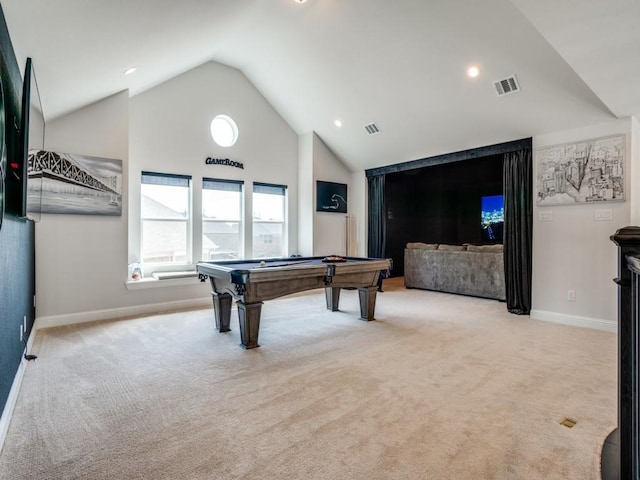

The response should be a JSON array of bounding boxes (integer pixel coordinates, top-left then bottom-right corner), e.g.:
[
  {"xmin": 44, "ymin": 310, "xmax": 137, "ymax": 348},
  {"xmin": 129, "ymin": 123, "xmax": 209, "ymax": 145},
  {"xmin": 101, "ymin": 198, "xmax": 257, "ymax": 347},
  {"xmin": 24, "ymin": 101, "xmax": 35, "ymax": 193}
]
[
  {"xmin": 296, "ymin": 132, "xmax": 355, "ymax": 256},
  {"xmin": 38, "ymin": 90, "xmax": 213, "ymax": 325},
  {"xmin": 311, "ymin": 134, "xmax": 352, "ymax": 256},
  {"xmin": 34, "ymin": 58, "xmax": 638, "ymax": 333},
  {"xmin": 632, "ymin": 115, "xmax": 640, "ymax": 224},
  {"xmin": 35, "ymin": 61, "xmax": 299, "ymax": 325},
  {"xmin": 297, "ymin": 132, "xmax": 314, "ymax": 256},
  {"xmin": 347, "ymin": 118, "xmax": 637, "ymax": 329},
  {"xmin": 129, "ymin": 61, "xmax": 299, "ymax": 263},
  {"xmin": 530, "ymin": 118, "xmax": 633, "ymax": 331},
  {"xmin": 37, "ymin": 91, "xmax": 133, "ymax": 319},
  {"xmin": 349, "ymin": 171, "xmax": 367, "ymax": 257}
]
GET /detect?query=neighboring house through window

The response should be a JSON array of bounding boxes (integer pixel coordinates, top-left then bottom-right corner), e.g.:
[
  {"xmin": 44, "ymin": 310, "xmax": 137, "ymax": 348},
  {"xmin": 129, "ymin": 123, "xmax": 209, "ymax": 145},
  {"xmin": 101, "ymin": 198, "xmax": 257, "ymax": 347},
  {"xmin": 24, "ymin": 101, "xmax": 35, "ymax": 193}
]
[
  {"xmin": 252, "ymin": 182, "xmax": 287, "ymax": 258},
  {"xmin": 202, "ymin": 178, "xmax": 244, "ymax": 260},
  {"xmin": 136, "ymin": 174, "xmax": 287, "ymax": 274},
  {"xmin": 140, "ymin": 171, "xmax": 192, "ymax": 265}
]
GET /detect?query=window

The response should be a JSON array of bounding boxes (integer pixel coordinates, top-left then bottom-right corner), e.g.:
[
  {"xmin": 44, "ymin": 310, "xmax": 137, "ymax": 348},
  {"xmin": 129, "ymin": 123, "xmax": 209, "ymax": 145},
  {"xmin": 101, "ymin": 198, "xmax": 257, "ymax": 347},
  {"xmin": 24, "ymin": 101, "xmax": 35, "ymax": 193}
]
[
  {"xmin": 252, "ymin": 182, "xmax": 287, "ymax": 258},
  {"xmin": 210, "ymin": 115, "xmax": 238, "ymax": 147},
  {"xmin": 141, "ymin": 172, "xmax": 191, "ymax": 264},
  {"xmin": 202, "ymin": 178, "xmax": 243, "ymax": 260}
]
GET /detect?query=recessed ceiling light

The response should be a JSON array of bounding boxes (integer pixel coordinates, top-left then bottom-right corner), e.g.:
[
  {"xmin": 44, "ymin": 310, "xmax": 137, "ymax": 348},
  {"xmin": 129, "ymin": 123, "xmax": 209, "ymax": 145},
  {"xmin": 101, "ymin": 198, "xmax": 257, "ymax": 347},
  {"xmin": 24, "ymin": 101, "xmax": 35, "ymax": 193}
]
[
  {"xmin": 124, "ymin": 67, "xmax": 137, "ymax": 75},
  {"xmin": 334, "ymin": 120, "xmax": 342, "ymax": 128},
  {"xmin": 294, "ymin": 0, "xmax": 307, "ymax": 3},
  {"xmin": 467, "ymin": 66, "xmax": 479, "ymax": 78}
]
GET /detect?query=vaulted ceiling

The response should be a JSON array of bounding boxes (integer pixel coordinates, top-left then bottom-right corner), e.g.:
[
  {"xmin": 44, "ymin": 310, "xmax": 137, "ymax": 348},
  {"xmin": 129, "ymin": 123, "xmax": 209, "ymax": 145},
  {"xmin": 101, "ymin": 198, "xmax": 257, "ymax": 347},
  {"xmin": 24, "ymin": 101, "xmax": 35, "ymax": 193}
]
[{"xmin": 2, "ymin": 0, "xmax": 639, "ymax": 172}]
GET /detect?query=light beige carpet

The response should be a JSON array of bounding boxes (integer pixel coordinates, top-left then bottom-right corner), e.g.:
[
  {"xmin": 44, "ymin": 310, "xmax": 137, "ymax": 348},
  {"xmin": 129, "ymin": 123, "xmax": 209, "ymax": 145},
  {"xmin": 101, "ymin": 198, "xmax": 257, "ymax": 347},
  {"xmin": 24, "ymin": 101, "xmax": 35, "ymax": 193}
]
[{"xmin": 0, "ymin": 278, "xmax": 617, "ymax": 479}]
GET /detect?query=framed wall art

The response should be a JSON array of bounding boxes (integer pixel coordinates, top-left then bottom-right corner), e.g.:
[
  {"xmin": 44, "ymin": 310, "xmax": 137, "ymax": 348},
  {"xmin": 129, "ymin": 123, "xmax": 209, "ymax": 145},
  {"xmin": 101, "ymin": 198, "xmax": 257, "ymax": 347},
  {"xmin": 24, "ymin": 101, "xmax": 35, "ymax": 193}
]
[
  {"xmin": 536, "ymin": 134, "xmax": 625, "ymax": 206},
  {"xmin": 28, "ymin": 149, "xmax": 123, "ymax": 216},
  {"xmin": 316, "ymin": 181, "xmax": 347, "ymax": 213}
]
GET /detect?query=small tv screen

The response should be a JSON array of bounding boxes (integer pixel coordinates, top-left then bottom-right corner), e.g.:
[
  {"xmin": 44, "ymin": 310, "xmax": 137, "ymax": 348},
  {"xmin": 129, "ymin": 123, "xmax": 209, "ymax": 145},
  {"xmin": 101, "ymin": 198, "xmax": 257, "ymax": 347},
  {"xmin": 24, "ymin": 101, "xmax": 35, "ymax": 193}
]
[{"xmin": 481, "ymin": 194, "xmax": 504, "ymax": 242}]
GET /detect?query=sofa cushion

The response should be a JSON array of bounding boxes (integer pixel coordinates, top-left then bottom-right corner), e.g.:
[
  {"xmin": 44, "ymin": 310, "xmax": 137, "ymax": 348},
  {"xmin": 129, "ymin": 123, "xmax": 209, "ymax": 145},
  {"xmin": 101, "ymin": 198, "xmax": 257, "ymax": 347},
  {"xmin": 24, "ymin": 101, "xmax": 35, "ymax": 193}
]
[
  {"xmin": 437, "ymin": 244, "xmax": 467, "ymax": 251},
  {"xmin": 406, "ymin": 242, "xmax": 439, "ymax": 250},
  {"xmin": 466, "ymin": 244, "xmax": 503, "ymax": 253}
]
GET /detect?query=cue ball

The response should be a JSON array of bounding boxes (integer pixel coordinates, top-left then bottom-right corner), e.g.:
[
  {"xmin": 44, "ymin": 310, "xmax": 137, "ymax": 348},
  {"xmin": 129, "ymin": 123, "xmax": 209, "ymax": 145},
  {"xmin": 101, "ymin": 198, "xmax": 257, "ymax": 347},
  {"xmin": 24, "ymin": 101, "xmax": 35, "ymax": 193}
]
[{"xmin": 260, "ymin": 261, "xmax": 266, "ymax": 266}]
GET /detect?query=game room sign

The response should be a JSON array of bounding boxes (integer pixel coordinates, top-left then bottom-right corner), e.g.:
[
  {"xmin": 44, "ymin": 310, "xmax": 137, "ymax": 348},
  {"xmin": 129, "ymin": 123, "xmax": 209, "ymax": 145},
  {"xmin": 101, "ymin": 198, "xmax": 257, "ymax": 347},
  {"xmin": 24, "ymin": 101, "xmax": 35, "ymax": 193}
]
[{"xmin": 205, "ymin": 157, "xmax": 244, "ymax": 169}]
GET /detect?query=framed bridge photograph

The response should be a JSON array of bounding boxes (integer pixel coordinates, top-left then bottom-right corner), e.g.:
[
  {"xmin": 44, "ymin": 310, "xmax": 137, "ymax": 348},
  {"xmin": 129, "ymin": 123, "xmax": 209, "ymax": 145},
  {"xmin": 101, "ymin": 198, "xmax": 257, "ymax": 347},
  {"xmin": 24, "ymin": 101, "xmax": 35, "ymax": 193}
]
[
  {"xmin": 27, "ymin": 150, "xmax": 123, "ymax": 216},
  {"xmin": 316, "ymin": 180, "xmax": 347, "ymax": 213}
]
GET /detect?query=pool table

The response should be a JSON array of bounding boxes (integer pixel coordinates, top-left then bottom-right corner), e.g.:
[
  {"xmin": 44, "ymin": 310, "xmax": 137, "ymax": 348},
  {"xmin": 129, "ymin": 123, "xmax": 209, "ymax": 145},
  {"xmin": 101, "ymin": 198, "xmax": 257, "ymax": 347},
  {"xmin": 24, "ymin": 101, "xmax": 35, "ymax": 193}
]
[{"xmin": 196, "ymin": 256, "xmax": 392, "ymax": 349}]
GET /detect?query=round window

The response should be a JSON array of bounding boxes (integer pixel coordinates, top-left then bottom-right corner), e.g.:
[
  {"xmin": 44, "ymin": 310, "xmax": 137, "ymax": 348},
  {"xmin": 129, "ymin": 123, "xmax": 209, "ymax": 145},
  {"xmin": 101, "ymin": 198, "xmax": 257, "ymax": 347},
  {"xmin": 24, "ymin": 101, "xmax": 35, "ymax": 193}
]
[{"xmin": 210, "ymin": 114, "xmax": 238, "ymax": 147}]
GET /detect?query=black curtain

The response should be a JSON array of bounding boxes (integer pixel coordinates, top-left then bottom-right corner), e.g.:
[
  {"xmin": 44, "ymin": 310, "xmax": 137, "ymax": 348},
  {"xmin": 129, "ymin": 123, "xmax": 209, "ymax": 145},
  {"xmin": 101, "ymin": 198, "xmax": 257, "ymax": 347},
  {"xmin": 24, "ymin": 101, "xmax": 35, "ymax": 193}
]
[
  {"xmin": 503, "ymin": 149, "xmax": 532, "ymax": 314},
  {"xmin": 367, "ymin": 174, "xmax": 386, "ymax": 258}
]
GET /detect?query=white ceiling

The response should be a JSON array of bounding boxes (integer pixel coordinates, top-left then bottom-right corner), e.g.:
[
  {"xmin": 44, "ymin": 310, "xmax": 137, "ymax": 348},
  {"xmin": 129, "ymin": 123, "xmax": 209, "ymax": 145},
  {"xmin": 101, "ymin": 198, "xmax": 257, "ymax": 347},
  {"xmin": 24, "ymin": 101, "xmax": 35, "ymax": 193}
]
[{"xmin": 2, "ymin": 0, "xmax": 639, "ymax": 172}]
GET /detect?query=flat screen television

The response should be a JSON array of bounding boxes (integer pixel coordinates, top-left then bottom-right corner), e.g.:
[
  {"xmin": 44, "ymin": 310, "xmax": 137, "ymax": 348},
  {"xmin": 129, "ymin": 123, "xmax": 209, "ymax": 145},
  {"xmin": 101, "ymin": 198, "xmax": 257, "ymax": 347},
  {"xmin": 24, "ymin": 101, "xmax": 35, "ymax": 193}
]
[
  {"xmin": 17, "ymin": 57, "xmax": 44, "ymax": 220},
  {"xmin": 481, "ymin": 194, "xmax": 504, "ymax": 242},
  {"xmin": 0, "ymin": 77, "xmax": 5, "ymax": 230}
]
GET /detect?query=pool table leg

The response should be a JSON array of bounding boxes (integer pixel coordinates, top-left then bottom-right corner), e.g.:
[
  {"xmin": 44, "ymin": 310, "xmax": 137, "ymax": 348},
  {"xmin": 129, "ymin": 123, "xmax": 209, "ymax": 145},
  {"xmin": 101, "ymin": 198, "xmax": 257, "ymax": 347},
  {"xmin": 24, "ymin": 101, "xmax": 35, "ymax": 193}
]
[
  {"xmin": 358, "ymin": 286, "xmax": 378, "ymax": 321},
  {"xmin": 212, "ymin": 292, "xmax": 232, "ymax": 332},
  {"xmin": 237, "ymin": 301, "xmax": 263, "ymax": 349},
  {"xmin": 325, "ymin": 287, "xmax": 341, "ymax": 311}
]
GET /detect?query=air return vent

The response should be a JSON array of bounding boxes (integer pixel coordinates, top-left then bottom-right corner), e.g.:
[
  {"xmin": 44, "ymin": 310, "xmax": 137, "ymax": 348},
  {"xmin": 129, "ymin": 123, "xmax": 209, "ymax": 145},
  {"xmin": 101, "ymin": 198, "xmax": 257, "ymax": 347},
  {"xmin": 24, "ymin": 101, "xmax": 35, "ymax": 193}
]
[
  {"xmin": 493, "ymin": 75, "xmax": 520, "ymax": 96},
  {"xmin": 364, "ymin": 123, "xmax": 380, "ymax": 135}
]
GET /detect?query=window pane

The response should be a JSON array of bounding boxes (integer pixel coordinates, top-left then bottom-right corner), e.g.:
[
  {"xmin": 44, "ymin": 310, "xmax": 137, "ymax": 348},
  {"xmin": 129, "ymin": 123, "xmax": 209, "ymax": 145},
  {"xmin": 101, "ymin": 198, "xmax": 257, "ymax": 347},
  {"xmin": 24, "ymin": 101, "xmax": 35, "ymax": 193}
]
[
  {"xmin": 140, "ymin": 173, "xmax": 191, "ymax": 265},
  {"xmin": 141, "ymin": 184, "xmax": 189, "ymax": 219},
  {"xmin": 202, "ymin": 189, "xmax": 241, "ymax": 221},
  {"xmin": 202, "ymin": 181, "xmax": 242, "ymax": 259},
  {"xmin": 252, "ymin": 183, "xmax": 286, "ymax": 258},
  {"xmin": 252, "ymin": 222, "xmax": 283, "ymax": 258},
  {"xmin": 142, "ymin": 220, "xmax": 188, "ymax": 263},
  {"xmin": 203, "ymin": 221, "xmax": 241, "ymax": 260},
  {"xmin": 253, "ymin": 192, "xmax": 284, "ymax": 221}
]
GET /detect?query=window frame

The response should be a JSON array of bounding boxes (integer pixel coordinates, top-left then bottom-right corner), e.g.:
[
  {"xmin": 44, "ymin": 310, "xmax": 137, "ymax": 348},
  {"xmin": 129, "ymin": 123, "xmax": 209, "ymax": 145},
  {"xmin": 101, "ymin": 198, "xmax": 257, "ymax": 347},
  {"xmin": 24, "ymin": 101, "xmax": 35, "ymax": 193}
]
[
  {"xmin": 140, "ymin": 171, "xmax": 193, "ymax": 269},
  {"xmin": 252, "ymin": 182, "xmax": 288, "ymax": 259},
  {"xmin": 202, "ymin": 177, "xmax": 244, "ymax": 261}
]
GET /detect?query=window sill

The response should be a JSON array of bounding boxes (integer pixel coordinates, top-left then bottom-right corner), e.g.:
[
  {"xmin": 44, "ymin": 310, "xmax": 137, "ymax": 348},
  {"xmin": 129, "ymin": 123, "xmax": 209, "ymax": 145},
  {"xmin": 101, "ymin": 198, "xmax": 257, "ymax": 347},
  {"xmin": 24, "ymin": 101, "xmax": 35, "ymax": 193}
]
[{"xmin": 125, "ymin": 275, "xmax": 206, "ymax": 290}]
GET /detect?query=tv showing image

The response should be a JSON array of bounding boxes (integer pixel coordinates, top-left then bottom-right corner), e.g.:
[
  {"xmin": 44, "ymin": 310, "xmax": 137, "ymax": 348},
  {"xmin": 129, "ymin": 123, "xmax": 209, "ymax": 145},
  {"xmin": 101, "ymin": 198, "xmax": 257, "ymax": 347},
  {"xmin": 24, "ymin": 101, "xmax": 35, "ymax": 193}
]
[{"xmin": 481, "ymin": 194, "xmax": 504, "ymax": 242}]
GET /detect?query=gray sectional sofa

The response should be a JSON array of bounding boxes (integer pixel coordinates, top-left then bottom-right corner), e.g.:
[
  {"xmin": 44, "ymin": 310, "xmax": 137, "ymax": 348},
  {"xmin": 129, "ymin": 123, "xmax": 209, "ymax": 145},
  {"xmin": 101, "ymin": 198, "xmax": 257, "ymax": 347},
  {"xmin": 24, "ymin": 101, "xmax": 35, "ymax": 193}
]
[{"xmin": 404, "ymin": 242, "xmax": 506, "ymax": 301}]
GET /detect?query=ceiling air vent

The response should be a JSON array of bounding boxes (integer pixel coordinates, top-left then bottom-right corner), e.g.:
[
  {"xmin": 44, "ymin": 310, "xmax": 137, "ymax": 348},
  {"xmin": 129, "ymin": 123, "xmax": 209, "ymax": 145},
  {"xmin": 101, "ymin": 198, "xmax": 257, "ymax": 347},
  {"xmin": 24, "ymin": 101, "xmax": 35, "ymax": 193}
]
[
  {"xmin": 364, "ymin": 122, "xmax": 380, "ymax": 135},
  {"xmin": 493, "ymin": 75, "xmax": 520, "ymax": 96}
]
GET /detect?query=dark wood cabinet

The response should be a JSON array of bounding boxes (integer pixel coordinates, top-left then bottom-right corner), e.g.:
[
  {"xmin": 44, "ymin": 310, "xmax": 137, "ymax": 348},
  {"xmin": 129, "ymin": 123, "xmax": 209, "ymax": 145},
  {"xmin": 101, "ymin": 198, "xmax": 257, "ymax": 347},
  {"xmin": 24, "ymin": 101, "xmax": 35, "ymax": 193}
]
[{"xmin": 604, "ymin": 226, "xmax": 640, "ymax": 479}]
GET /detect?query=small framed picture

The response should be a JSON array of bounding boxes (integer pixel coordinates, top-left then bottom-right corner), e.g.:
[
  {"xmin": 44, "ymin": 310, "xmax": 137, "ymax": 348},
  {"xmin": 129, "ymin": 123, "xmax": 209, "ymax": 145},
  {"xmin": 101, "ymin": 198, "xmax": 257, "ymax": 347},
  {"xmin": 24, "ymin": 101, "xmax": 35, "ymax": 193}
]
[{"xmin": 316, "ymin": 181, "xmax": 347, "ymax": 213}]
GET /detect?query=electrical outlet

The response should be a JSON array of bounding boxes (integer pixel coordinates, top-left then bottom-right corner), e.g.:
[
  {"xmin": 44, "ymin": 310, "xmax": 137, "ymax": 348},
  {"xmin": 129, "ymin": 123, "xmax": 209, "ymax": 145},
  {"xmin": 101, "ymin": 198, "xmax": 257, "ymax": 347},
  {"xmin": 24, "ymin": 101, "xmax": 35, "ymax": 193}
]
[{"xmin": 568, "ymin": 289, "xmax": 576, "ymax": 301}]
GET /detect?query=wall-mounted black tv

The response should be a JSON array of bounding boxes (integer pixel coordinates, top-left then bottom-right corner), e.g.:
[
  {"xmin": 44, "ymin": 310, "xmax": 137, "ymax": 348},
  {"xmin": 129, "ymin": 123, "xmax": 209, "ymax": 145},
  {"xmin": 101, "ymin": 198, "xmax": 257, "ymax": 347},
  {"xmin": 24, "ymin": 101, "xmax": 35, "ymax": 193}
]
[
  {"xmin": 0, "ymin": 76, "xmax": 6, "ymax": 231},
  {"xmin": 481, "ymin": 194, "xmax": 504, "ymax": 242},
  {"xmin": 11, "ymin": 57, "xmax": 44, "ymax": 220}
]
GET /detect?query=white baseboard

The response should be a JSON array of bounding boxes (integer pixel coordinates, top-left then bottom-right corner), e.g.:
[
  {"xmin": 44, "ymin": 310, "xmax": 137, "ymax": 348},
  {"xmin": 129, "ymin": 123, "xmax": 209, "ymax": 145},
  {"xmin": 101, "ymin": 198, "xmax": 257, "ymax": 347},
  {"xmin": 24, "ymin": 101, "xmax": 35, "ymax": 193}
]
[
  {"xmin": 36, "ymin": 297, "xmax": 212, "ymax": 330},
  {"xmin": 530, "ymin": 309, "xmax": 617, "ymax": 333},
  {"xmin": 0, "ymin": 332, "xmax": 36, "ymax": 455}
]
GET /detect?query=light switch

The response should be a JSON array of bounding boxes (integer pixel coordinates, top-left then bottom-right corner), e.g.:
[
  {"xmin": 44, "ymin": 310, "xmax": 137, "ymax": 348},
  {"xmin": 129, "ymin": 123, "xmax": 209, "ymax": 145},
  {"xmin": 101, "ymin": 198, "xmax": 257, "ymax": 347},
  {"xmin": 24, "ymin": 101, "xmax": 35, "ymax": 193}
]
[
  {"xmin": 539, "ymin": 211, "xmax": 553, "ymax": 222},
  {"xmin": 595, "ymin": 209, "xmax": 612, "ymax": 221}
]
